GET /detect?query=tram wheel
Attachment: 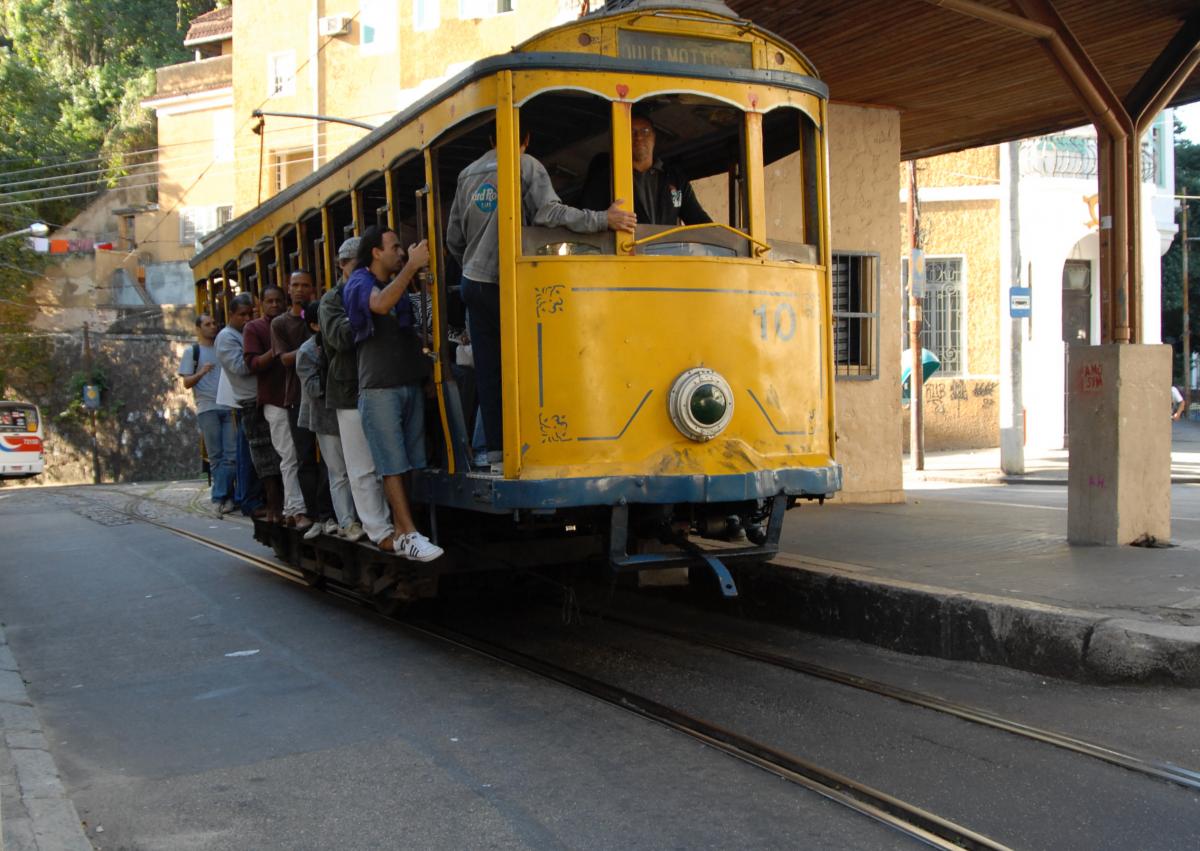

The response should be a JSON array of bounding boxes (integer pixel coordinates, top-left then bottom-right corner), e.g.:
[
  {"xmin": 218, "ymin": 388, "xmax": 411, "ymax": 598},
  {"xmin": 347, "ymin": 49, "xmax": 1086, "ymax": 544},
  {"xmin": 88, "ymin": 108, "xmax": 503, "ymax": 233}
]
[
  {"xmin": 372, "ymin": 593, "xmax": 410, "ymax": 618},
  {"xmin": 297, "ymin": 569, "xmax": 326, "ymax": 589}
]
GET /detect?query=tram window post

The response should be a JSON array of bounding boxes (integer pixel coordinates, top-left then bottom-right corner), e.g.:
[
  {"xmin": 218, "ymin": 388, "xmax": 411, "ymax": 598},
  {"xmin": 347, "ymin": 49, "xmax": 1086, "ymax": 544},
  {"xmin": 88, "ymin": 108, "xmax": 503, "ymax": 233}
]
[{"xmin": 611, "ymin": 101, "xmax": 635, "ymax": 255}]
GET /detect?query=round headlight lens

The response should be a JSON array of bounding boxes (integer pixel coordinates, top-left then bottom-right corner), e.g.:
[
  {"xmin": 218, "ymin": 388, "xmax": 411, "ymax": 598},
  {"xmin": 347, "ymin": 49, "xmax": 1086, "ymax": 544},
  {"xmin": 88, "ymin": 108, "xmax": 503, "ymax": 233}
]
[
  {"xmin": 690, "ymin": 383, "xmax": 727, "ymax": 426},
  {"xmin": 669, "ymin": 368, "xmax": 734, "ymax": 441}
]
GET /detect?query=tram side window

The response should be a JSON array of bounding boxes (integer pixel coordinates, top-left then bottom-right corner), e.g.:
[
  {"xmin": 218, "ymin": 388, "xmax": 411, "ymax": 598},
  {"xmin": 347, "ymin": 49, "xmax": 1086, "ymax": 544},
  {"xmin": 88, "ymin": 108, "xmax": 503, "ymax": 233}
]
[
  {"xmin": 518, "ymin": 90, "xmax": 614, "ymax": 256},
  {"xmin": 763, "ymin": 106, "xmax": 821, "ymax": 263},
  {"xmin": 583, "ymin": 94, "xmax": 747, "ymax": 257}
]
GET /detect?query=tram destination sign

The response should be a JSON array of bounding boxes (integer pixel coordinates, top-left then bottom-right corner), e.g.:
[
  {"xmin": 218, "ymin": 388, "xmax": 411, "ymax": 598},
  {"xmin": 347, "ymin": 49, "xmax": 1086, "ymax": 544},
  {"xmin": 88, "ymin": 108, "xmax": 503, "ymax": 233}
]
[{"xmin": 618, "ymin": 31, "xmax": 753, "ymax": 70}]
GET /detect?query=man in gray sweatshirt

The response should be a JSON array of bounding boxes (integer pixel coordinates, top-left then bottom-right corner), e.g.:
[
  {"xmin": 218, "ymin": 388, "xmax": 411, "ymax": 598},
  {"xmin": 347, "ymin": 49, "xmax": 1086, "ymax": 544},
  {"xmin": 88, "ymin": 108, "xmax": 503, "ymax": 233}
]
[{"xmin": 446, "ymin": 129, "xmax": 636, "ymax": 472}]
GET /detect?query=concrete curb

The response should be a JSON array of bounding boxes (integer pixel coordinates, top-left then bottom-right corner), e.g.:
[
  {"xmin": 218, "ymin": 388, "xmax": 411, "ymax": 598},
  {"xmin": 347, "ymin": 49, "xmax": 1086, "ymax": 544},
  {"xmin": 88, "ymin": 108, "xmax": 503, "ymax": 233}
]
[
  {"xmin": 912, "ymin": 473, "xmax": 1200, "ymax": 487},
  {"xmin": 733, "ymin": 558, "xmax": 1200, "ymax": 686},
  {"xmin": 0, "ymin": 626, "xmax": 92, "ymax": 851}
]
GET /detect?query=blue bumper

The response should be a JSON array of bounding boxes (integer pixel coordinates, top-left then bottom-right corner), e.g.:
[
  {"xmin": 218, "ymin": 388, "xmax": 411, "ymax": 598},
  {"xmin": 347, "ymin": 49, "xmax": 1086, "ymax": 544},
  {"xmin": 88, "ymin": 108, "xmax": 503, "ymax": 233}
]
[{"xmin": 413, "ymin": 464, "xmax": 841, "ymax": 514}]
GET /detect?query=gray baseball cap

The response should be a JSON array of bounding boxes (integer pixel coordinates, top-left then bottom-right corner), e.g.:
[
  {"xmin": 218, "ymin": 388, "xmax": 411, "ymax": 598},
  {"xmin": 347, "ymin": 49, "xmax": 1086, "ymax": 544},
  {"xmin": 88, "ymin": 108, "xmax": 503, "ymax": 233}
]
[{"xmin": 337, "ymin": 237, "xmax": 360, "ymax": 261}]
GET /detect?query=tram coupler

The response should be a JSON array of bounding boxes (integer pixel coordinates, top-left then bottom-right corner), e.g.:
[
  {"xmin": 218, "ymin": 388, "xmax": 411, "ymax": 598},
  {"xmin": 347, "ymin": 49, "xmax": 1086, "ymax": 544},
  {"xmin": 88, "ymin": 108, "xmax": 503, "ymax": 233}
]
[{"xmin": 607, "ymin": 503, "xmax": 740, "ymax": 598}]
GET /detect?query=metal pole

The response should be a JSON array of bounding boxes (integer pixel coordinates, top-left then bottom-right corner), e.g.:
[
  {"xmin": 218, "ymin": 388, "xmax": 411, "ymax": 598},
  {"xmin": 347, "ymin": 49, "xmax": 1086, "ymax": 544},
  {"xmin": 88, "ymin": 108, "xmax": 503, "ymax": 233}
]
[
  {"xmin": 82, "ymin": 322, "xmax": 100, "ymax": 484},
  {"xmin": 1184, "ymin": 196, "xmax": 1191, "ymax": 414},
  {"xmin": 908, "ymin": 162, "xmax": 924, "ymax": 471},
  {"xmin": 1001, "ymin": 141, "xmax": 1026, "ymax": 472}
]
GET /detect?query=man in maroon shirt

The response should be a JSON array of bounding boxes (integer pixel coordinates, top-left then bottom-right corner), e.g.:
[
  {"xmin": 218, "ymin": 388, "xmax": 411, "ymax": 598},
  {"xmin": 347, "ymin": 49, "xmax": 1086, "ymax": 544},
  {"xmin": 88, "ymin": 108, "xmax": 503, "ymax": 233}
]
[
  {"xmin": 271, "ymin": 270, "xmax": 332, "ymax": 529},
  {"xmin": 244, "ymin": 285, "xmax": 311, "ymax": 529}
]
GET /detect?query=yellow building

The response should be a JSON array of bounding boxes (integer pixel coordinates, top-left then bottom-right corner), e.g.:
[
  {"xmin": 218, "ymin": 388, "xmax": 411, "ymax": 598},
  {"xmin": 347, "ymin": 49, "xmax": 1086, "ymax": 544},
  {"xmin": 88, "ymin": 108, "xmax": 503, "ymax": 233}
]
[
  {"xmin": 140, "ymin": 5, "xmax": 236, "ymax": 264},
  {"xmin": 901, "ymin": 118, "xmax": 1177, "ymax": 455}
]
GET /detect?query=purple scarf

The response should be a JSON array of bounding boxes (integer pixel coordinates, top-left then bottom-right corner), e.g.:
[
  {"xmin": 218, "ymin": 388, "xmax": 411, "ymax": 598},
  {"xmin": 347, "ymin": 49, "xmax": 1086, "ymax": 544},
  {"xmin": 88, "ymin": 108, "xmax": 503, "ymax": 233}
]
[{"xmin": 344, "ymin": 267, "xmax": 415, "ymax": 345}]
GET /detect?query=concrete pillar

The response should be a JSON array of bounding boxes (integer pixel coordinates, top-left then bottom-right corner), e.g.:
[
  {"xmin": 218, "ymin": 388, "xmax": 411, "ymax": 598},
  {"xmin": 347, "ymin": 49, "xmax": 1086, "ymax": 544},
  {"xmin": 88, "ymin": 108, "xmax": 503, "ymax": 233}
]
[{"xmin": 1067, "ymin": 344, "xmax": 1172, "ymax": 545}]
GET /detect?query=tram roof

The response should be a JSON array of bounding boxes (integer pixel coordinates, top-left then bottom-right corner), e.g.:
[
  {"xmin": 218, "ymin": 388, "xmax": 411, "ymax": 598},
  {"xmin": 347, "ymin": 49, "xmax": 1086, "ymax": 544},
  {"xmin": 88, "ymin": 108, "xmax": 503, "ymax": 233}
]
[{"xmin": 726, "ymin": 0, "xmax": 1200, "ymax": 160}]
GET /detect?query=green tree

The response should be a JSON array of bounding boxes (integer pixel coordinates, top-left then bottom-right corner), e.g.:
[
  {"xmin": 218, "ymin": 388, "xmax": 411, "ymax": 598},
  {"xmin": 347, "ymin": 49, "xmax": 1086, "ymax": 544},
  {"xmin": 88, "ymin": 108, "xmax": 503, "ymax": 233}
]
[
  {"xmin": 0, "ymin": 211, "xmax": 55, "ymax": 397},
  {"xmin": 1162, "ymin": 118, "xmax": 1200, "ymax": 384},
  {"xmin": 0, "ymin": 0, "xmax": 216, "ymax": 223}
]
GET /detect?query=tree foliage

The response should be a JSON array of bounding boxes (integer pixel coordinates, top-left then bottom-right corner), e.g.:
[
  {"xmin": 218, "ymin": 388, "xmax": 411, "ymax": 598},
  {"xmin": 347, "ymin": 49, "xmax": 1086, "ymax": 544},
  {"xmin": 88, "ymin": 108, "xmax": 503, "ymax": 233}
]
[
  {"xmin": 1161, "ymin": 117, "xmax": 1200, "ymax": 383},
  {"xmin": 0, "ymin": 0, "xmax": 216, "ymax": 224}
]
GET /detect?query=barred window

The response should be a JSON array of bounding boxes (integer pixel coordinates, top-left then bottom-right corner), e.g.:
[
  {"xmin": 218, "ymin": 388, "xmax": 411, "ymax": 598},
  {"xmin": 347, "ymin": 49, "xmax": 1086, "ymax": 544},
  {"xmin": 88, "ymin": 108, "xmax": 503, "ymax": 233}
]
[
  {"xmin": 832, "ymin": 251, "xmax": 879, "ymax": 379},
  {"xmin": 903, "ymin": 255, "xmax": 965, "ymax": 376},
  {"xmin": 266, "ymin": 51, "xmax": 295, "ymax": 99}
]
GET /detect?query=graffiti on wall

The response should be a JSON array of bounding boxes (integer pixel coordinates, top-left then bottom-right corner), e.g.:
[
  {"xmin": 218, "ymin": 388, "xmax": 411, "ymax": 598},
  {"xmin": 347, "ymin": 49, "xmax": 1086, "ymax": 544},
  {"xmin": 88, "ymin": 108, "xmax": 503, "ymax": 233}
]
[{"xmin": 924, "ymin": 378, "xmax": 997, "ymax": 417}]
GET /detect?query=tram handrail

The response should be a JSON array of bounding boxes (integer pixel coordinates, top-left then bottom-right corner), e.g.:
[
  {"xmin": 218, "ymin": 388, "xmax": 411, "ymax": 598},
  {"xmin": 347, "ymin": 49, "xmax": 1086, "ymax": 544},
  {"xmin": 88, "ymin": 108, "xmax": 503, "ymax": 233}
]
[{"xmin": 622, "ymin": 222, "xmax": 772, "ymax": 257}]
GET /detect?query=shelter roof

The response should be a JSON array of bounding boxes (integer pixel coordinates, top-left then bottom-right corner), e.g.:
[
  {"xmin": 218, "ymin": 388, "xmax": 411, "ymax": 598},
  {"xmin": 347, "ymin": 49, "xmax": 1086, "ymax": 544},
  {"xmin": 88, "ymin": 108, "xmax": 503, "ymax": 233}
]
[
  {"xmin": 184, "ymin": 5, "xmax": 233, "ymax": 47},
  {"xmin": 727, "ymin": 0, "xmax": 1200, "ymax": 159}
]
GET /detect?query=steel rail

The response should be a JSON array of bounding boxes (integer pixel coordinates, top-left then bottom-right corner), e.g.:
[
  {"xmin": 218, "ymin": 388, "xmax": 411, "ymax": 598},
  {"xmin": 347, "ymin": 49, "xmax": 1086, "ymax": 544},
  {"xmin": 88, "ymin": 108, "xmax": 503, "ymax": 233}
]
[
  {"xmin": 596, "ymin": 611, "xmax": 1200, "ymax": 794},
  {"xmin": 96, "ymin": 495, "xmax": 1008, "ymax": 851},
  {"xmin": 405, "ymin": 620, "xmax": 1009, "ymax": 851}
]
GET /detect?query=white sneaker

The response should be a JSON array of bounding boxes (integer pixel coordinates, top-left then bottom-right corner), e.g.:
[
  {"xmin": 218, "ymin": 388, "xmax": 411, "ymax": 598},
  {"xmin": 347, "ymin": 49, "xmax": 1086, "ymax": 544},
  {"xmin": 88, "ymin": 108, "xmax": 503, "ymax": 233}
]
[
  {"xmin": 342, "ymin": 521, "xmax": 365, "ymax": 542},
  {"xmin": 323, "ymin": 518, "xmax": 339, "ymax": 535},
  {"xmin": 394, "ymin": 531, "xmax": 443, "ymax": 562},
  {"xmin": 303, "ymin": 522, "xmax": 323, "ymax": 541}
]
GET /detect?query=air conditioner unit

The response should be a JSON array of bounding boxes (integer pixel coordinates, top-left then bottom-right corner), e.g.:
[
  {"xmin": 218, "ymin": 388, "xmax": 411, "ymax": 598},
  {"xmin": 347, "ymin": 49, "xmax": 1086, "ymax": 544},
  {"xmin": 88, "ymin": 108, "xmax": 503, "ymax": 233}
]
[{"xmin": 318, "ymin": 15, "xmax": 351, "ymax": 37}]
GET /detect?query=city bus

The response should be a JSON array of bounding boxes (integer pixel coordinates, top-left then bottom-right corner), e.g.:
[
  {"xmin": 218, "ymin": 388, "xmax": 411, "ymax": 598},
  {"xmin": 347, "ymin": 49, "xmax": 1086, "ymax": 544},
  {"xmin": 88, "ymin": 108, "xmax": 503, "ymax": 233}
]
[{"xmin": 0, "ymin": 401, "xmax": 45, "ymax": 479}]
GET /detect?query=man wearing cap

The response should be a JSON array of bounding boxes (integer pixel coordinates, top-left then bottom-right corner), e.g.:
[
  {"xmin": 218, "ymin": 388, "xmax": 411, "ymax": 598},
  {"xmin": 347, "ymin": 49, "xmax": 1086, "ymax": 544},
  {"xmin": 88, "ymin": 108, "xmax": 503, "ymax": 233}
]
[{"xmin": 318, "ymin": 236, "xmax": 397, "ymax": 554}]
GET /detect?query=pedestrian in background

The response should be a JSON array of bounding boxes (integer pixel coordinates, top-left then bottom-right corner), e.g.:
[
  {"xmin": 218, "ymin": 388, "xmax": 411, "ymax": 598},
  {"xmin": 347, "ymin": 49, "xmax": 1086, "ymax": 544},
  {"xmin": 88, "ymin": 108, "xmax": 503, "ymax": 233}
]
[
  {"xmin": 214, "ymin": 295, "xmax": 264, "ymax": 517},
  {"xmin": 180, "ymin": 312, "xmax": 236, "ymax": 516}
]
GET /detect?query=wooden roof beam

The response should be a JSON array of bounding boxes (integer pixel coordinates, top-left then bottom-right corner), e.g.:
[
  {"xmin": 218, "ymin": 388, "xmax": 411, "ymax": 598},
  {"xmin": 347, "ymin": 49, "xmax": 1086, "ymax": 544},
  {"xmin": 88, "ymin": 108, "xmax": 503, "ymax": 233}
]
[
  {"xmin": 923, "ymin": 0, "xmax": 1137, "ymax": 342},
  {"xmin": 923, "ymin": 0, "xmax": 1053, "ymax": 40},
  {"xmin": 1124, "ymin": 11, "xmax": 1200, "ymax": 131}
]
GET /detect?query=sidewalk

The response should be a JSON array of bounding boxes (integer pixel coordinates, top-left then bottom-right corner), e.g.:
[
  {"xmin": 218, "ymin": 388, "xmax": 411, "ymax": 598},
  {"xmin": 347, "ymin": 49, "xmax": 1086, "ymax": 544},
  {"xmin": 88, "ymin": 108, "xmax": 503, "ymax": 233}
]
[
  {"xmin": 744, "ymin": 420, "xmax": 1200, "ymax": 687},
  {"xmin": 906, "ymin": 418, "xmax": 1200, "ymax": 485}
]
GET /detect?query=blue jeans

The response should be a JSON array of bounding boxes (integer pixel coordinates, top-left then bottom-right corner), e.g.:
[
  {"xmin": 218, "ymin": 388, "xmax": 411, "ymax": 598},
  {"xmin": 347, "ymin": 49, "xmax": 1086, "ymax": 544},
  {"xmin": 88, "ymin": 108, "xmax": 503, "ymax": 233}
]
[
  {"xmin": 462, "ymin": 277, "xmax": 502, "ymax": 454},
  {"xmin": 358, "ymin": 384, "xmax": 426, "ymax": 476},
  {"xmin": 198, "ymin": 408, "xmax": 237, "ymax": 504},
  {"xmin": 234, "ymin": 407, "xmax": 263, "ymax": 514}
]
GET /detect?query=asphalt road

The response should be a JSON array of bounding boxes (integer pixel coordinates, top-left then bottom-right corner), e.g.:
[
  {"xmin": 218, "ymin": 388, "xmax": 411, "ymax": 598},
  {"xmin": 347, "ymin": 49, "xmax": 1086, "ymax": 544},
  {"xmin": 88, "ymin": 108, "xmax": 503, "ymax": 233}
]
[{"xmin": 2, "ymin": 484, "xmax": 1199, "ymax": 849}]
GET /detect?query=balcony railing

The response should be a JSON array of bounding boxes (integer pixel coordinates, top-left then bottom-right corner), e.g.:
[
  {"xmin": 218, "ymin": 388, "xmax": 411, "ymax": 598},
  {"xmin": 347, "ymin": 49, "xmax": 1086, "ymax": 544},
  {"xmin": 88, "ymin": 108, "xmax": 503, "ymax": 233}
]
[
  {"xmin": 155, "ymin": 54, "xmax": 232, "ymax": 98},
  {"xmin": 1019, "ymin": 133, "xmax": 1159, "ymax": 183}
]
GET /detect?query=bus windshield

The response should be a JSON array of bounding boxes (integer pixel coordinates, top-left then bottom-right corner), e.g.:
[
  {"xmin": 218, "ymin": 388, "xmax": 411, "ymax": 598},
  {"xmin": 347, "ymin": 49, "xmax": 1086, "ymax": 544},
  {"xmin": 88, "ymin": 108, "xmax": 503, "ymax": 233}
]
[{"xmin": 0, "ymin": 403, "xmax": 38, "ymax": 433}]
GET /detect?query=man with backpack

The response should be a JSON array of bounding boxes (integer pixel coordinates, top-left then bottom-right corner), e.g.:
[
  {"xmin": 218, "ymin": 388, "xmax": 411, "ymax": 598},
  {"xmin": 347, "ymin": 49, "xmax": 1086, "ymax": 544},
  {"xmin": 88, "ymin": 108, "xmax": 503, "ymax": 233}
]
[{"xmin": 179, "ymin": 313, "xmax": 236, "ymax": 516}]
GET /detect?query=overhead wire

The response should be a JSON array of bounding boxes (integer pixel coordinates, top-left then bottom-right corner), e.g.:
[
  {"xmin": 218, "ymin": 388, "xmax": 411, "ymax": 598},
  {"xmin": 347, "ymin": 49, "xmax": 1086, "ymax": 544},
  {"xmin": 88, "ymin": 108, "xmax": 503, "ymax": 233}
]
[
  {"xmin": 0, "ymin": 135, "xmax": 349, "ymax": 196},
  {"xmin": 0, "ymin": 107, "xmax": 384, "ymax": 206}
]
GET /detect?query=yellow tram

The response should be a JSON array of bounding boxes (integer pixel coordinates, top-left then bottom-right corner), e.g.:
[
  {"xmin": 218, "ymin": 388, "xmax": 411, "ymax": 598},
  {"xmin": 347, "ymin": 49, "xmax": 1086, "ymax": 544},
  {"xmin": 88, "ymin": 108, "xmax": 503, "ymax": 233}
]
[{"xmin": 192, "ymin": 0, "xmax": 840, "ymax": 599}]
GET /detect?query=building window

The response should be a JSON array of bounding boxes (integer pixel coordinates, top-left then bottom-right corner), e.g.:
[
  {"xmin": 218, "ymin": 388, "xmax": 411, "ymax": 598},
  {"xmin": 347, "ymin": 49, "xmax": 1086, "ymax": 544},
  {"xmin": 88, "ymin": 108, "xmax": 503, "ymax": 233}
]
[
  {"xmin": 413, "ymin": 0, "xmax": 440, "ymax": 31},
  {"xmin": 272, "ymin": 148, "xmax": 313, "ymax": 193},
  {"xmin": 903, "ymin": 255, "xmax": 965, "ymax": 376},
  {"xmin": 180, "ymin": 208, "xmax": 200, "ymax": 244},
  {"xmin": 360, "ymin": 0, "xmax": 396, "ymax": 54},
  {"xmin": 460, "ymin": 0, "xmax": 515, "ymax": 15},
  {"xmin": 267, "ymin": 51, "xmax": 296, "ymax": 98},
  {"xmin": 179, "ymin": 206, "xmax": 233, "ymax": 245},
  {"xmin": 831, "ymin": 251, "xmax": 879, "ymax": 379}
]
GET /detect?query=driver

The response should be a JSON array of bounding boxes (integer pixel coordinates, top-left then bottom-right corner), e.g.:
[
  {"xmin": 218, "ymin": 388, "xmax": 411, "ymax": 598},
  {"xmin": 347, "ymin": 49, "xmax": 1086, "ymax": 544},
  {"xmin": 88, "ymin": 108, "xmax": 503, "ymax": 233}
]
[{"xmin": 580, "ymin": 113, "xmax": 712, "ymax": 226}]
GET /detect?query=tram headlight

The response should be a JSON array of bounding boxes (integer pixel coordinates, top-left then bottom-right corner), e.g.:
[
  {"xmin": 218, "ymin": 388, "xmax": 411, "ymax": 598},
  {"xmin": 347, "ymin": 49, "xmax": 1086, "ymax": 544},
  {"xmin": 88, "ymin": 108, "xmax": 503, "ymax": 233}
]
[{"xmin": 668, "ymin": 368, "xmax": 734, "ymax": 442}]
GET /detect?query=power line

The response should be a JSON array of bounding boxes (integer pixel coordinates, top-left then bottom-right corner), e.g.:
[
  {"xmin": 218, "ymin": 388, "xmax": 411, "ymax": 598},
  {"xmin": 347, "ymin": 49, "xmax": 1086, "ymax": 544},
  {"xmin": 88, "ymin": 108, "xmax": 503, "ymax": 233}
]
[
  {"xmin": 0, "ymin": 145, "xmax": 163, "ymax": 181},
  {"xmin": 0, "ymin": 182, "xmax": 160, "ymax": 210},
  {"xmin": 0, "ymin": 131, "xmax": 354, "ymax": 197}
]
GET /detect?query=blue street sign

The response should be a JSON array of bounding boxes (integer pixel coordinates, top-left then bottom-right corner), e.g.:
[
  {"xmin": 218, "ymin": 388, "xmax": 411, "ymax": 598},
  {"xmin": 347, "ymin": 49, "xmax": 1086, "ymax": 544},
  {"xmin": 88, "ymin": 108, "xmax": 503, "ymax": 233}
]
[{"xmin": 1009, "ymin": 287, "xmax": 1032, "ymax": 318}]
